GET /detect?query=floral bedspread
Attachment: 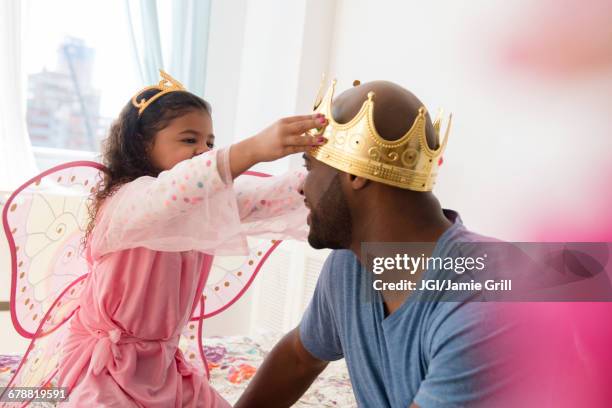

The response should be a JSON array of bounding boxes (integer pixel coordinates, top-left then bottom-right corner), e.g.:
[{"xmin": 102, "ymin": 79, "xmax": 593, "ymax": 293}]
[{"xmin": 0, "ymin": 332, "xmax": 356, "ymax": 407}]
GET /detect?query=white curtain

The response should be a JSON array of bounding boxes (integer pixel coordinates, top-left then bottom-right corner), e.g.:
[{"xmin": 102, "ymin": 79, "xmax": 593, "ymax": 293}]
[
  {"xmin": 0, "ymin": 0, "xmax": 38, "ymax": 191},
  {"xmin": 125, "ymin": 0, "xmax": 212, "ymax": 96},
  {"xmin": 125, "ymin": 0, "xmax": 164, "ymax": 85}
]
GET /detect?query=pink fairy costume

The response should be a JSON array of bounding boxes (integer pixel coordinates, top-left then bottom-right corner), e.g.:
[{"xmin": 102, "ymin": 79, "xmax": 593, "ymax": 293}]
[{"xmin": 1, "ymin": 147, "xmax": 307, "ymax": 407}]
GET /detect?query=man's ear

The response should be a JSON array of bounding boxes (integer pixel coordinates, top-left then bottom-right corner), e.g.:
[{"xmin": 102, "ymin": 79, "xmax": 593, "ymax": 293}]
[{"xmin": 347, "ymin": 173, "xmax": 369, "ymax": 190}]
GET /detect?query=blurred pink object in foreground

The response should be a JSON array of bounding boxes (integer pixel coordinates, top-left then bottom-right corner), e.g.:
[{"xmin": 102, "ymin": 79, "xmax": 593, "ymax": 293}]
[
  {"xmin": 501, "ymin": 164, "xmax": 612, "ymax": 406},
  {"xmin": 498, "ymin": 302, "xmax": 612, "ymax": 407},
  {"xmin": 501, "ymin": 0, "xmax": 612, "ymax": 77},
  {"xmin": 493, "ymin": 3, "xmax": 612, "ymax": 403}
]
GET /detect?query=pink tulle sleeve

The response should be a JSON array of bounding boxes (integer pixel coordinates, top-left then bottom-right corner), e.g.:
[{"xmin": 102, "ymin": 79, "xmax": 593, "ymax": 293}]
[
  {"xmin": 90, "ymin": 149, "xmax": 309, "ymax": 257},
  {"xmin": 91, "ymin": 148, "xmax": 249, "ymax": 256},
  {"xmin": 235, "ymin": 167, "xmax": 308, "ymax": 240}
]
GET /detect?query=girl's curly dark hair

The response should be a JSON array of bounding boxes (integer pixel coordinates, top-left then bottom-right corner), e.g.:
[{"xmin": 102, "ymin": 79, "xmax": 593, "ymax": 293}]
[{"xmin": 84, "ymin": 89, "xmax": 211, "ymax": 246}]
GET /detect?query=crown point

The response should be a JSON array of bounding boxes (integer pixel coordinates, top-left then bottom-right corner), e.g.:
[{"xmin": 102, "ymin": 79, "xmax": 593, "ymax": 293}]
[
  {"xmin": 418, "ymin": 106, "xmax": 427, "ymax": 115},
  {"xmin": 367, "ymin": 91, "xmax": 375, "ymax": 101},
  {"xmin": 352, "ymin": 80, "xmax": 361, "ymax": 87}
]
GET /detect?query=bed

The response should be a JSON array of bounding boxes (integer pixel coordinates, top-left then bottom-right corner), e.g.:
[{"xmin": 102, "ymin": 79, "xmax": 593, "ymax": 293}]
[{"xmin": 0, "ymin": 331, "xmax": 356, "ymax": 407}]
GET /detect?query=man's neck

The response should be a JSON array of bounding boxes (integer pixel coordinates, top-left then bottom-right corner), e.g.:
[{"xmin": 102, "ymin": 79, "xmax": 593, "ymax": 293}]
[
  {"xmin": 349, "ymin": 203, "xmax": 453, "ymax": 317},
  {"xmin": 350, "ymin": 209, "xmax": 452, "ymax": 261}
]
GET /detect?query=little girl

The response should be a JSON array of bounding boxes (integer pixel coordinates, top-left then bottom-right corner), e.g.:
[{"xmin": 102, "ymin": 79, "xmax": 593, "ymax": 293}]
[{"xmin": 57, "ymin": 71, "xmax": 326, "ymax": 407}]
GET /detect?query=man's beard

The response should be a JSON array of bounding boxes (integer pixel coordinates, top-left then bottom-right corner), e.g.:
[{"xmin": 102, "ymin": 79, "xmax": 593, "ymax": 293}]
[{"xmin": 307, "ymin": 175, "xmax": 352, "ymax": 249}]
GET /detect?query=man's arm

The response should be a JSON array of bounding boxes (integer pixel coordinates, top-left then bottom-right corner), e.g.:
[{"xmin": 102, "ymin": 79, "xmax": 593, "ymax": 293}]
[{"xmin": 235, "ymin": 328, "xmax": 328, "ymax": 407}]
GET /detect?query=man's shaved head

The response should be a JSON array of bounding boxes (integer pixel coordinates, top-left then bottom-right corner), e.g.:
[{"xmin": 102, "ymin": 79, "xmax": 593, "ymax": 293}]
[
  {"xmin": 301, "ymin": 80, "xmax": 449, "ymax": 251},
  {"xmin": 331, "ymin": 80, "xmax": 438, "ymax": 149}
]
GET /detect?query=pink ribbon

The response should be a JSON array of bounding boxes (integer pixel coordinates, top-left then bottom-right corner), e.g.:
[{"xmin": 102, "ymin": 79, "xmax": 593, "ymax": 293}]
[{"xmin": 91, "ymin": 328, "xmax": 123, "ymax": 375}]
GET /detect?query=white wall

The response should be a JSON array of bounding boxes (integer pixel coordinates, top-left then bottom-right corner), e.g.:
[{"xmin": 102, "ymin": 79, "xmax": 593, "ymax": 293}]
[
  {"xmin": 201, "ymin": 0, "xmax": 337, "ymax": 335},
  {"xmin": 326, "ymin": 0, "xmax": 612, "ymax": 239},
  {"xmin": 205, "ymin": 0, "xmax": 336, "ymax": 173},
  {"xmin": 203, "ymin": 0, "xmax": 249, "ymax": 150}
]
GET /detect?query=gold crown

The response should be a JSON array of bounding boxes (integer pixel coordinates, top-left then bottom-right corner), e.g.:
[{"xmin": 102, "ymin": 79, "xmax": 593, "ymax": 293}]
[
  {"xmin": 131, "ymin": 70, "xmax": 186, "ymax": 116},
  {"xmin": 309, "ymin": 79, "xmax": 452, "ymax": 191}
]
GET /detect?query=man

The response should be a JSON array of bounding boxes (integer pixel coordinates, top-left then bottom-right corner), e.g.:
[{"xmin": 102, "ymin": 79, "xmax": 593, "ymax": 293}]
[{"xmin": 235, "ymin": 81, "xmax": 509, "ymax": 407}]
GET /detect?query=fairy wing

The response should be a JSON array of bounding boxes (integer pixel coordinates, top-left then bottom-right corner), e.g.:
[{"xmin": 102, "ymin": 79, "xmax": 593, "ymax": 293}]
[
  {"xmin": 0, "ymin": 278, "xmax": 86, "ymax": 407},
  {"xmin": 2, "ymin": 161, "xmax": 105, "ymax": 339},
  {"xmin": 1, "ymin": 161, "xmax": 105, "ymax": 406}
]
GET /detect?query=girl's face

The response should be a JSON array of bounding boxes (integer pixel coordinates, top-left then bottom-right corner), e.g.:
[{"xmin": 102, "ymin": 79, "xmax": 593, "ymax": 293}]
[{"xmin": 149, "ymin": 109, "xmax": 215, "ymax": 171}]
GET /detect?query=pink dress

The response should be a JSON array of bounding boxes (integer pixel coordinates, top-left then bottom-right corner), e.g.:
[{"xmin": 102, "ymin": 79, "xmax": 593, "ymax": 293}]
[{"xmin": 57, "ymin": 148, "xmax": 307, "ymax": 407}]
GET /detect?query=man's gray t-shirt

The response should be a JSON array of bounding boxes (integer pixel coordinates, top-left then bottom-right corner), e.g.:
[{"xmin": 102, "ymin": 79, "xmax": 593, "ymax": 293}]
[{"xmin": 299, "ymin": 211, "xmax": 510, "ymax": 407}]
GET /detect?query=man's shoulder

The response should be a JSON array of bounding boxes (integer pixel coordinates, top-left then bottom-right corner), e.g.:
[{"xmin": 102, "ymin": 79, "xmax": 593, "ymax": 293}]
[
  {"xmin": 449, "ymin": 224, "xmax": 500, "ymax": 245},
  {"xmin": 316, "ymin": 250, "xmax": 360, "ymax": 294},
  {"xmin": 442, "ymin": 209, "xmax": 501, "ymax": 244},
  {"xmin": 324, "ymin": 249, "xmax": 363, "ymax": 275},
  {"xmin": 442, "ymin": 224, "xmax": 503, "ymax": 262},
  {"xmin": 326, "ymin": 249, "xmax": 358, "ymax": 265}
]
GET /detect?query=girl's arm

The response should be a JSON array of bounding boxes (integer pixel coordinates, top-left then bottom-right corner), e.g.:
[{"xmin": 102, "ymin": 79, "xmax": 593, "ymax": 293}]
[
  {"xmin": 234, "ymin": 168, "xmax": 308, "ymax": 240},
  {"xmin": 91, "ymin": 115, "xmax": 325, "ymax": 256},
  {"xmin": 92, "ymin": 148, "xmax": 243, "ymax": 255},
  {"xmin": 226, "ymin": 115, "xmax": 328, "ymax": 239},
  {"xmin": 229, "ymin": 114, "xmax": 327, "ymax": 179}
]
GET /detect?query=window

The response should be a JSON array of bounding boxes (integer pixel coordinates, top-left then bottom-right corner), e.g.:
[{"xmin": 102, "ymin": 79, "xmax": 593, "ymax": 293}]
[{"xmin": 24, "ymin": 0, "xmax": 138, "ymax": 152}]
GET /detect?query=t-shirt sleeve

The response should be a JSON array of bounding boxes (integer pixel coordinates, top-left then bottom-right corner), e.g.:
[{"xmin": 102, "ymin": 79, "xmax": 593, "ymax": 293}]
[
  {"xmin": 413, "ymin": 303, "xmax": 511, "ymax": 408},
  {"xmin": 298, "ymin": 252, "xmax": 344, "ymax": 362}
]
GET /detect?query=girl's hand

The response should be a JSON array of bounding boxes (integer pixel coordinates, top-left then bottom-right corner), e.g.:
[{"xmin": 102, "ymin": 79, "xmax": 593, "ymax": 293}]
[
  {"xmin": 251, "ymin": 113, "xmax": 328, "ymax": 163},
  {"xmin": 229, "ymin": 113, "xmax": 328, "ymax": 179}
]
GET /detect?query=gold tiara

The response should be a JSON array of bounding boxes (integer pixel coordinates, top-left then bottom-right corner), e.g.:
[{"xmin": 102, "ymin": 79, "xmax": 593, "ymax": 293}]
[
  {"xmin": 131, "ymin": 70, "xmax": 186, "ymax": 116},
  {"xmin": 309, "ymin": 79, "xmax": 452, "ymax": 192}
]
